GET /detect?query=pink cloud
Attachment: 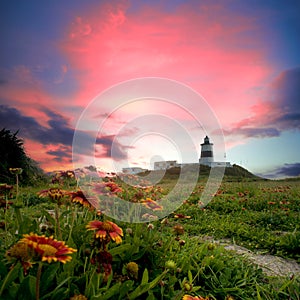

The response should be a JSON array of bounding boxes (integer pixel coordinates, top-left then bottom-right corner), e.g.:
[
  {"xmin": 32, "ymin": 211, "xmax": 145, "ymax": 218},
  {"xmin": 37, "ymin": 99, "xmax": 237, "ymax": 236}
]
[{"xmin": 61, "ymin": 1, "xmax": 272, "ymax": 128}]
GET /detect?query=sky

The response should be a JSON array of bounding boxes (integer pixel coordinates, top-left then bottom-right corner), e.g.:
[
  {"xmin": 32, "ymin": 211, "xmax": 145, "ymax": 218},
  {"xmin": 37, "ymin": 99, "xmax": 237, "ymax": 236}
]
[{"xmin": 0, "ymin": 0, "xmax": 300, "ymax": 179}]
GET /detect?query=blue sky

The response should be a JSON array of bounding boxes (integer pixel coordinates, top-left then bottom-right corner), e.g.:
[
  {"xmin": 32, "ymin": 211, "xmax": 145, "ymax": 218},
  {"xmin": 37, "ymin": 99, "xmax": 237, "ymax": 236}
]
[{"xmin": 0, "ymin": 0, "xmax": 299, "ymax": 178}]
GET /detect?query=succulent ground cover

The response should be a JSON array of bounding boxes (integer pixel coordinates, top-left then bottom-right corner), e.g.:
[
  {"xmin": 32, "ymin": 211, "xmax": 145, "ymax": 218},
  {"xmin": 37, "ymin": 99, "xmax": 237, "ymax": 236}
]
[{"xmin": 0, "ymin": 171, "xmax": 299, "ymax": 300}]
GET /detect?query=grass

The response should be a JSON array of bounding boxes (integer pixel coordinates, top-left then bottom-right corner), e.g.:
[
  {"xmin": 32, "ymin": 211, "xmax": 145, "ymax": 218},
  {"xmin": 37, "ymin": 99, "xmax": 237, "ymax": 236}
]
[{"xmin": 0, "ymin": 172, "xmax": 299, "ymax": 299}]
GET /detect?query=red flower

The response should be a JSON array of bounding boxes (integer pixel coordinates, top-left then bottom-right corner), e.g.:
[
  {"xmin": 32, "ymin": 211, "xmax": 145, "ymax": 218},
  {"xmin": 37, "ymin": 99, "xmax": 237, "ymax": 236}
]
[
  {"xmin": 68, "ymin": 190, "xmax": 91, "ymax": 208},
  {"xmin": 86, "ymin": 220, "xmax": 123, "ymax": 244},
  {"xmin": 21, "ymin": 233, "xmax": 77, "ymax": 264},
  {"xmin": 142, "ymin": 198, "xmax": 163, "ymax": 211}
]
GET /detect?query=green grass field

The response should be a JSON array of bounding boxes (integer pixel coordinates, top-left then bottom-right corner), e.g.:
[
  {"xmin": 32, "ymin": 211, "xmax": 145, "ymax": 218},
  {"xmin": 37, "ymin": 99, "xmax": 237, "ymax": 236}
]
[{"xmin": 0, "ymin": 172, "xmax": 299, "ymax": 300}]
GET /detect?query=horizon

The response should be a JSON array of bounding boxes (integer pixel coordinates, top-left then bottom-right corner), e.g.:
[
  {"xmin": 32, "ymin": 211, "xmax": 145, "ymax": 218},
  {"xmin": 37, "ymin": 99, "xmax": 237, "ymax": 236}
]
[{"xmin": 1, "ymin": 1, "xmax": 300, "ymax": 179}]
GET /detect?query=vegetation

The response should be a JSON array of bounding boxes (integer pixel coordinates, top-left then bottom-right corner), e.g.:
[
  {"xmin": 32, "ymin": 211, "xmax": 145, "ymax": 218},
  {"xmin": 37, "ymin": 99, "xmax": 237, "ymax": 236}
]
[
  {"xmin": 0, "ymin": 128, "xmax": 46, "ymax": 185},
  {"xmin": 0, "ymin": 170, "xmax": 299, "ymax": 300}
]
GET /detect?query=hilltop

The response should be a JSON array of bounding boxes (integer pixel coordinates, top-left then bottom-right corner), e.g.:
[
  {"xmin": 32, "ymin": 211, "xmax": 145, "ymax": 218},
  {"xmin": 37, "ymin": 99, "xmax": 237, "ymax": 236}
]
[{"xmin": 138, "ymin": 163, "xmax": 264, "ymax": 182}]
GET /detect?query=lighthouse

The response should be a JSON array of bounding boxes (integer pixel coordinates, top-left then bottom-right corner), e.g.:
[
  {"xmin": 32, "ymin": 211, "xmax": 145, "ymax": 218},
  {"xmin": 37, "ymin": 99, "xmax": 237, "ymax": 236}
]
[{"xmin": 199, "ymin": 135, "xmax": 214, "ymax": 166}]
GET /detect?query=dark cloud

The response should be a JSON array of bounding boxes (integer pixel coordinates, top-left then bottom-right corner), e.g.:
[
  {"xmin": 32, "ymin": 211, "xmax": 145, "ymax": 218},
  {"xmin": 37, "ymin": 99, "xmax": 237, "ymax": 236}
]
[
  {"xmin": 46, "ymin": 145, "xmax": 72, "ymax": 162},
  {"xmin": 96, "ymin": 134, "xmax": 128, "ymax": 161},
  {"xmin": 257, "ymin": 163, "xmax": 300, "ymax": 179},
  {"xmin": 224, "ymin": 67, "xmax": 300, "ymax": 138},
  {"xmin": 223, "ymin": 127, "xmax": 280, "ymax": 138},
  {"xmin": 0, "ymin": 105, "xmax": 129, "ymax": 162},
  {"xmin": 0, "ymin": 105, "xmax": 74, "ymax": 145}
]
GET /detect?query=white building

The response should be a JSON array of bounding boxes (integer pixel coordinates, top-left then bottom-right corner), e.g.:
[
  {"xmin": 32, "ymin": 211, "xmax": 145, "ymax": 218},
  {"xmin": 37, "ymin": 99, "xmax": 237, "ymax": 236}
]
[
  {"xmin": 154, "ymin": 160, "xmax": 178, "ymax": 170},
  {"xmin": 122, "ymin": 167, "xmax": 147, "ymax": 174}
]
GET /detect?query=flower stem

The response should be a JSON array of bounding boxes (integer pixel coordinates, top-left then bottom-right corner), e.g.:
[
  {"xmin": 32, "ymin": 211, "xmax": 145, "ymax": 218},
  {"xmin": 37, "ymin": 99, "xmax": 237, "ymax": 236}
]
[
  {"xmin": 36, "ymin": 262, "xmax": 43, "ymax": 300},
  {"xmin": 55, "ymin": 205, "xmax": 62, "ymax": 240}
]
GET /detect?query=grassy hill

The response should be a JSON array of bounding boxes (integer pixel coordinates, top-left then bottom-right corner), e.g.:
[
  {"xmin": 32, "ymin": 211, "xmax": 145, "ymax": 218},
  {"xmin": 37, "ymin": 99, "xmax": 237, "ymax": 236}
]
[{"xmin": 138, "ymin": 163, "xmax": 263, "ymax": 183}]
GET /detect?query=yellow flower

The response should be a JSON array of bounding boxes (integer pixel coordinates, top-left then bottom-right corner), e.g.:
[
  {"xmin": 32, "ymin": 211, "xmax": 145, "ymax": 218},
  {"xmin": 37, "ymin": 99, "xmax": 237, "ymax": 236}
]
[
  {"xmin": 142, "ymin": 198, "xmax": 163, "ymax": 211},
  {"xmin": 182, "ymin": 295, "xmax": 208, "ymax": 300},
  {"xmin": 86, "ymin": 220, "xmax": 123, "ymax": 244},
  {"xmin": 126, "ymin": 262, "xmax": 139, "ymax": 279},
  {"xmin": 21, "ymin": 233, "xmax": 77, "ymax": 264},
  {"xmin": 70, "ymin": 295, "xmax": 88, "ymax": 300},
  {"xmin": 9, "ymin": 167, "xmax": 23, "ymax": 175},
  {"xmin": 6, "ymin": 241, "xmax": 34, "ymax": 274}
]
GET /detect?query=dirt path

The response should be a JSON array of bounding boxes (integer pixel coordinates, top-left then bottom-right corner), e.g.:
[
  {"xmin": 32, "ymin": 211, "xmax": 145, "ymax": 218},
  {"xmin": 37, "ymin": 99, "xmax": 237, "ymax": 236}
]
[
  {"xmin": 197, "ymin": 236, "xmax": 300, "ymax": 277},
  {"xmin": 223, "ymin": 243, "xmax": 300, "ymax": 277}
]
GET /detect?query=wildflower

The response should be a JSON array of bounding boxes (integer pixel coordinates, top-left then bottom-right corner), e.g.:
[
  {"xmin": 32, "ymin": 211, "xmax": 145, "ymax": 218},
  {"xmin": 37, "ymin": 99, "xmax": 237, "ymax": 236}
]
[
  {"xmin": 142, "ymin": 198, "xmax": 163, "ymax": 211},
  {"xmin": 86, "ymin": 220, "xmax": 123, "ymax": 244},
  {"xmin": 142, "ymin": 213, "xmax": 158, "ymax": 221},
  {"xmin": 173, "ymin": 224, "xmax": 185, "ymax": 235},
  {"xmin": 9, "ymin": 167, "xmax": 23, "ymax": 175},
  {"xmin": 6, "ymin": 241, "xmax": 34, "ymax": 274},
  {"xmin": 126, "ymin": 227, "xmax": 133, "ymax": 235},
  {"xmin": 70, "ymin": 295, "xmax": 88, "ymax": 300},
  {"xmin": 0, "ymin": 199, "xmax": 13, "ymax": 210},
  {"xmin": 147, "ymin": 223, "xmax": 154, "ymax": 230},
  {"xmin": 198, "ymin": 201, "xmax": 205, "ymax": 208},
  {"xmin": 0, "ymin": 183, "xmax": 13, "ymax": 199},
  {"xmin": 20, "ymin": 233, "xmax": 77, "ymax": 264},
  {"xmin": 174, "ymin": 213, "xmax": 191, "ymax": 219},
  {"xmin": 92, "ymin": 181, "xmax": 122, "ymax": 196},
  {"xmin": 38, "ymin": 187, "xmax": 66, "ymax": 205},
  {"xmin": 91, "ymin": 250, "xmax": 113, "ymax": 279},
  {"xmin": 207, "ymin": 242, "xmax": 216, "ymax": 250},
  {"xmin": 165, "ymin": 260, "xmax": 177, "ymax": 269},
  {"xmin": 68, "ymin": 190, "xmax": 91, "ymax": 208},
  {"xmin": 182, "ymin": 295, "xmax": 208, "ymax": 300},
  {"xmin": 54, "ymin": 170, "xmax": 75, "ymax": 179},
  {"xmin": 179, "ymin": 239, "xmax": 186, "ymax": 246},
  {"xmin": 183, "ymin": 281, "xmax": 193, "ymax": 291},
  {"xmin": 126, "ymin": 262, "xmax": 139, "ymax": 279},
  {"xmin": 161, "ymin": 218, "xmax": 169, "ymax": 225},
  {"xmin": 104, "ymin": 180, "xmax": 123, "ymax": 193}
]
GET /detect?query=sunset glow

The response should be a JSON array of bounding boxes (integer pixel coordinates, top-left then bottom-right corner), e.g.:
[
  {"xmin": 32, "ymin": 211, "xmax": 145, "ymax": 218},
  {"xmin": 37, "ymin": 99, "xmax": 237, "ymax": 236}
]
[{"xmin": 1, "ymin": 1, "xmax": 299, "ymax": 178}]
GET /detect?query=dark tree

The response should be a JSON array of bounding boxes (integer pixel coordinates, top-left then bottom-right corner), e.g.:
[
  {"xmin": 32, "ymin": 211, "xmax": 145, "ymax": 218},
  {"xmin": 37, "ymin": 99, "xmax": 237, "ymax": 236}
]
[{"xmin": 0, "ymin": 128, "xmax": 46, "ymax": 185}]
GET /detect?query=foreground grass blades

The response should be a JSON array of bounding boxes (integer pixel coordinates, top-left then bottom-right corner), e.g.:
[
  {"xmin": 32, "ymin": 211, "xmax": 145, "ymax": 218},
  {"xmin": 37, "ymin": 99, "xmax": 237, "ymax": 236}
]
[{"xmin": 0, "ymin": 175, "xmax": 299, "ymax": 299}]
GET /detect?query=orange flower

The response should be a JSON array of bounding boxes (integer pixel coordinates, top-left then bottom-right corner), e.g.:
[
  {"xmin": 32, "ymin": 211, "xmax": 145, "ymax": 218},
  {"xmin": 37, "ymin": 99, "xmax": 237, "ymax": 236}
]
[
  {"xmin": 68, "ymin": 190, "xmax": 91, "ymax": 208},
  {"xmin": 86, "ymin": 220, "xmax": 123, "ymax": 244},
  {"xmin": 182, "ymin": 295, "xmax": 208, "ymax": 300},
  {"xmin": 174, "ymin": 213, "xmax": 191, "ymax": 219},
  {"xmin": 92, "ymin": 181, "xmax": 122, "ymax": 195},
  {"xmin": 21, "ymin": 233, "xmax": 77, "ymax": 264},
  {"xmin": 38, "ymin": 188, "xmax": 66, "ymax": 204},
  {"xmin": 142, "ymin": 198, "xmax": 163, "ymax": 211}
]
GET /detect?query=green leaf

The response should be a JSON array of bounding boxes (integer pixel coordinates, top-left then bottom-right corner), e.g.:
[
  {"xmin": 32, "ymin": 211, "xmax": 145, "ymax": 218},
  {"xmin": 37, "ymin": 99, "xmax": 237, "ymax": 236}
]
[
  {"xmin": 40, "ymin": 276, "xmax": 72, "ymax": 300},
  {"xmin": 40, "ymin": 263, "xmax": 60, "ymax": 296},
  {"xmin": 128, "ymin": 270, "xmax": 168, "ymax": 300},
  {"xmin": 141, "ymin": 268, "xmax": 149, "ymax": 285},
  {"xmin": 0, "ymin": 263, "xmax": 21, "ymax": 297},
  {"xmin": 16, "ymin": 275, "xmax": 36, "ymax": 300},
  {"xmin": 92, "ymin": 282, "xmax": 122, "ymax": 300},
  {"xmin": 110, "ymin": 244, "xmax": 132, "ymax": 258},
  {"xmin": 146, "ymin": 291, "xmax": 156, "ymax": 300},
  {"xmin": 188, "ymin": 270, "xmax": 193, "ymax": 283}
]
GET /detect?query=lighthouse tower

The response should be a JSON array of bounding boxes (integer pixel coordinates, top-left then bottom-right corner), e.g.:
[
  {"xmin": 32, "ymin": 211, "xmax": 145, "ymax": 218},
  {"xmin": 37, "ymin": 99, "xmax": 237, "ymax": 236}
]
[{"xmin": 199, "ymin": 136, "xmax": 214, "ymax": 166}]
